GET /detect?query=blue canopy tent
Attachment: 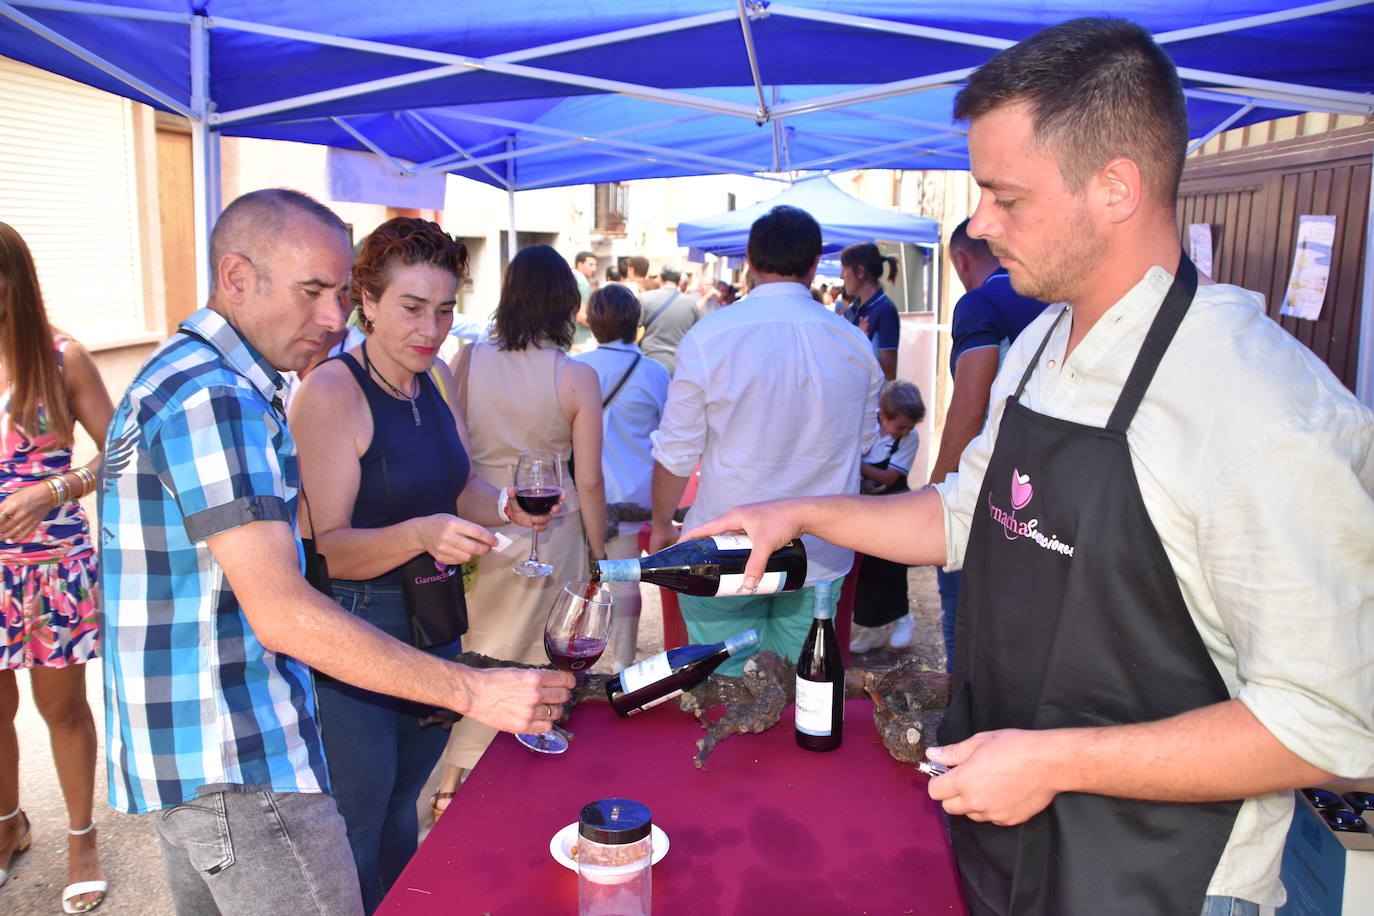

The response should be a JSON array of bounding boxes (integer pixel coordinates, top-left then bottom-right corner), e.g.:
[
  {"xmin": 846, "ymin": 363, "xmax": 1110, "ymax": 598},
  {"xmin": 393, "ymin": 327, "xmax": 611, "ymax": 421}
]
[
  {"xmin": 677, "ymin": 176, "xmax": 939, "ymax": 257},
  {"xmin": 3, "ymin": 0, "xmax": 1373, "ymax": 397}
]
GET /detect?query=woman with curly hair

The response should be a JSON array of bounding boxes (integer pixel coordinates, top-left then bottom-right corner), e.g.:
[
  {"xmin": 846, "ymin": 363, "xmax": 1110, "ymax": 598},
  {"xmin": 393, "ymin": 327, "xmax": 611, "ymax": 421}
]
[
  {"xmin": 290, "ymin": 218, "xmax": 553, "ymax": 912},
  {"xmin": 0, "ymin": 222, "xmax": 115, "ymax": 913}
]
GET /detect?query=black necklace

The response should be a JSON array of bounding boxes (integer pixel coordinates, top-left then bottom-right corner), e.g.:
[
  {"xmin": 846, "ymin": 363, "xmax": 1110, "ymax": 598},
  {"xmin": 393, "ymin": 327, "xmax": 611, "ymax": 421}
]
[{"xmin": 362, "ymin": 340, "xmax": 421, "ymax": 426}]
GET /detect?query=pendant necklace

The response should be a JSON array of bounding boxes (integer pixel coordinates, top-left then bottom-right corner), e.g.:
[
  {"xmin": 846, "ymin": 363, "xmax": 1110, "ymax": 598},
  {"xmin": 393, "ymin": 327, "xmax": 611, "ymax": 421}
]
[{"xmin": 362, "ymin": 340, "xmax": 421, "ymax": 426}]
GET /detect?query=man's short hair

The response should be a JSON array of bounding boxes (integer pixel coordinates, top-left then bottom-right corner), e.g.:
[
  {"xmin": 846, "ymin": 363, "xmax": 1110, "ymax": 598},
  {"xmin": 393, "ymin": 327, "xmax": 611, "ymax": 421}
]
[
  {"xmin": 879, "ymin": 380, "xmax": 927, "ymax": 424},
  {"xmin": 747, "ymin": 206, "xmax": 822, "ymax": 279},
  {"xmin": 625, "ymin": 255, "xmax": 650, "ymax": 278},
  {"xmin": 586, "ymin": 283, "xmax": 641, "ymax": 344},
  {"xmin": 953, "ymin": 18, "xmax": 1189, "ymax": 205},
  {"xmin": 576, "ymin": 250, "xmax": 595, "ymax": 265},
  {"xmin": 658, "ymin": 265, "xmax": 681, "ymax": 285},
  {"xmin": 949, "ymin": 218, "xmax": 993, "ymax": 260},
  {"xmin": 209, "ymin": 189, "xmax": 347, "ymax": 291}
]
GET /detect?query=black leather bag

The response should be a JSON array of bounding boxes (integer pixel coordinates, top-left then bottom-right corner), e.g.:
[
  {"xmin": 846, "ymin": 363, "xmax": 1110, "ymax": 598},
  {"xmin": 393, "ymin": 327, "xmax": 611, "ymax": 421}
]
[{"xmin": 398, "ymin": 551, "xmax": 468, "ymax": 648}]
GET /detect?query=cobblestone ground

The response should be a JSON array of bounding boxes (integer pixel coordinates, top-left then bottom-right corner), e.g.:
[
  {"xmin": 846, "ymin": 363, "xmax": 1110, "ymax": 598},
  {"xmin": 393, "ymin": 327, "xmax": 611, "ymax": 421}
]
[{"xmin": 6, "ymin": 567, "xmax": 945, "ymax": 914}]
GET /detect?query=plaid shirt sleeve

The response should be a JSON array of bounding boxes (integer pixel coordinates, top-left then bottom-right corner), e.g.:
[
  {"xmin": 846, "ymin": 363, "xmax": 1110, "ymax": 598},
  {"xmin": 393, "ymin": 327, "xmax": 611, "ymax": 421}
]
[{"xmin": 151, "ymin": 384, "xmax": 294, "ymax": 542}]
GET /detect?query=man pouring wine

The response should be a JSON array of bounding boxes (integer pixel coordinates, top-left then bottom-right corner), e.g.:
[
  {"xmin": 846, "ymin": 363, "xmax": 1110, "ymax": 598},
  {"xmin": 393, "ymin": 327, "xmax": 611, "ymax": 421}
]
[{"xmin": 684, "ymin": 17, "xmax": 1374, "ymax": 916}]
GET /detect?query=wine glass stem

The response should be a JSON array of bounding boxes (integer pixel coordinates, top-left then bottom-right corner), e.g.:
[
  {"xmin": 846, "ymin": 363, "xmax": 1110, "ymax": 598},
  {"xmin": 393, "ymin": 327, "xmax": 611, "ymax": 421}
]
[{"xmin": 527, "ymin": 529, "xmax": 540, "ymax": 565}]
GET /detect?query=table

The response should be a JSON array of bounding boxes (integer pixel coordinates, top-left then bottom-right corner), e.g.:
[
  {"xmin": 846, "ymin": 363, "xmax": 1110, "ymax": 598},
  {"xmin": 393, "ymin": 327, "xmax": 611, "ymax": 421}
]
[{"xmin": 379, "ymin": 698, "xmax": 968, "ymax": 915}]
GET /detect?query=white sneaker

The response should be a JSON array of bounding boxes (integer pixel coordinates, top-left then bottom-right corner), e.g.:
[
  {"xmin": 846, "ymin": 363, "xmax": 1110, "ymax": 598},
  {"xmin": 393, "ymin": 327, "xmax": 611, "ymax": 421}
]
[
  {"xmin": 888, "ymin": 615, "xmax": 916, "ymax": 649},
  {"xmin": 849, "ymin": 625, "xmax": 888, "ymax": 654}
]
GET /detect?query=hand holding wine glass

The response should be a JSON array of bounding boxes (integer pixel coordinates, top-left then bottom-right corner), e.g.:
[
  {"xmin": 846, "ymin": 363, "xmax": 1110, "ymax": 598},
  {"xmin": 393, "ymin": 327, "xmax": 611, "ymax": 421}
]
[
  {"xmin": 516, "ymin": 580, "xmax": 613, "ymax": 754},
  {"xmin": 512, "ymin": 448, "xmax": 564, "ymax": 577}
]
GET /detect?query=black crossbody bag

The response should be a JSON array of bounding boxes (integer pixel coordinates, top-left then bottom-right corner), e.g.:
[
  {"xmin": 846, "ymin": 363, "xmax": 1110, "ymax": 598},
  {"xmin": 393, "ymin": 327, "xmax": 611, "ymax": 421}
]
[{"xmin": 376, "ymin": 372, "xmax": 469, "ymax": 649}]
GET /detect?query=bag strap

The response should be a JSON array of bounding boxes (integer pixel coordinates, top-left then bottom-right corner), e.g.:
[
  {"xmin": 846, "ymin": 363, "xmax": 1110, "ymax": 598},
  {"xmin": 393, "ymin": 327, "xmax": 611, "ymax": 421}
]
[
  {"xmin": 641, "ymin": 290, "xmax": 681, "ymax": 331},
  {"xmin": 602, "ymin": 352, "xmax": 642, "ymax": 408}
]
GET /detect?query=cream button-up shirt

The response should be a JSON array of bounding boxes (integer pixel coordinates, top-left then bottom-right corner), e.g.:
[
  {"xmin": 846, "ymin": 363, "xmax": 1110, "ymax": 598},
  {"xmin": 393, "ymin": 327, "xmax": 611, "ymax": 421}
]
[
  {"xmin": 934, "ymin": 266, "xmax": 1374, "ymax": 907},
  {"xmin": 653, "ymin": 281, "xmax": 884, "ymax": 586}
]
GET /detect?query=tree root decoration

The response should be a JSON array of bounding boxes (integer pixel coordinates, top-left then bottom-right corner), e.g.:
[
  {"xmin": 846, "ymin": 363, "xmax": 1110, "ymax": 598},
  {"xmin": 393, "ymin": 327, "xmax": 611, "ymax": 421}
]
[
  {"xmin": 413, "ymin": 651, "xmax": 951, "ymax": 769},
  {"xmin": 679, "ymin": 651, "xmax": 795, "ymax": 769},
  {"xmin": 865, "ymin": 658, "xmax": 952, "ymax": 763}
]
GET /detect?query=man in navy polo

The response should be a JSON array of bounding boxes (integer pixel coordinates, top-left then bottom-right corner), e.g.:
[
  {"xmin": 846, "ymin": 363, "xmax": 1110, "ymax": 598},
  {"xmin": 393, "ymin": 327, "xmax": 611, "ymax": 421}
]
[{"xmin": 928, "ymin": 218, "xmax": 1047, "ymax": 670}]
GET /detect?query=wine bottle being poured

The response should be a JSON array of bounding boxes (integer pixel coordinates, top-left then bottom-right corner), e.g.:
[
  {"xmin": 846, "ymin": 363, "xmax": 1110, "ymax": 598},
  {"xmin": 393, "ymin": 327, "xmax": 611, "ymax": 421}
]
[{"xmin": 597, "ymin": 535, "xmax": 806, "ymax": 597}]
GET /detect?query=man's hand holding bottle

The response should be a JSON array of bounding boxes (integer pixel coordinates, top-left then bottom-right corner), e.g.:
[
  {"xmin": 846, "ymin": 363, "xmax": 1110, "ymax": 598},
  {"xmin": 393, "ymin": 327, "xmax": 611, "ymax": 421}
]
[{"xmin": 680, "ymin": 497, "xmax": 812, "ymax": 592}]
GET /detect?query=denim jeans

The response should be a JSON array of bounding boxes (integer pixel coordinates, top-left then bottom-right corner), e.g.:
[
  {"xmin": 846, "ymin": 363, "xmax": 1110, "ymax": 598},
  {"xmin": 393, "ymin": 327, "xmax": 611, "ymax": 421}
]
[
  {"xmin": 316, "ymin": 580, "xmax": 460, "ymax": 913},
  {"xmin": 1200, "ymin": 896, "xmax": 1260, "ymax": 915},
  {"xmin": 936, "ymin": 567, "xmax": 960, "ymax": 672},
  {"xmin": 155, "ymin": 788, "xmax": 363, "ymax": 915}
]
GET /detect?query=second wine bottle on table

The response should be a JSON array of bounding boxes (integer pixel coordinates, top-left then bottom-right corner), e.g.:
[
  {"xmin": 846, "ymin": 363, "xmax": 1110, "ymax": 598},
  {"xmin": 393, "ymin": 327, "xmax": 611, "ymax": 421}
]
[
  {"xmin": 795, "ymin": 580, "xmax": 844, "ymax": 752},
  {"xmin": 606, "ymin": 629, "xmax": 760, "ymax": 717},
  {"xmin": 596, "ymin": 535, "xmax": 806, "ymax": 597}
]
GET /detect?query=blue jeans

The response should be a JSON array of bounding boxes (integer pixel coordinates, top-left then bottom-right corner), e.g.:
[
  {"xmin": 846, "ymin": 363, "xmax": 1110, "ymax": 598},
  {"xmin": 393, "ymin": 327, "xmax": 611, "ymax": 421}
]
[
  {"xmin": 936, "ymin": 567, "xmax": 960, "ymax": 672},
  {"xmin": 155, "ymin": 789, "xmax": 363, "ymax": 915},
  {"xmin": 316, "ymin": 580, "xmax": 460, "ymax": 913},
  {"xmin": 1200, "ymin": 896, "xmax": 1259, "ymax": 915}
]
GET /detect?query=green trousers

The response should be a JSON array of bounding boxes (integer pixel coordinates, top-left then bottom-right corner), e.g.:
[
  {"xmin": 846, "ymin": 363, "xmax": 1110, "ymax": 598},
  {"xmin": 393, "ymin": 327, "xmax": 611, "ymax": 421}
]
[{"xmin": 678, "ymin": 577, "xmax": 844, "ymax": 676}]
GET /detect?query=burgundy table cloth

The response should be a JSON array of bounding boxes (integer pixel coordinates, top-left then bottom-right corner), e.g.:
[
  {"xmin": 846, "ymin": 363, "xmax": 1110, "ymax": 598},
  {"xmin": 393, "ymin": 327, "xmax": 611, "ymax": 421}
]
[{"xmin": 379, "ymin": 698, "xmax": 968, "ymax": 915}]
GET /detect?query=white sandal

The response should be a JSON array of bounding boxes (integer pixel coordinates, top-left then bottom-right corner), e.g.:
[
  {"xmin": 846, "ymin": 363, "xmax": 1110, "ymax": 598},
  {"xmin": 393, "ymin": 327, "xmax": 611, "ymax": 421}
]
[
  {"xmin": 60, "ymin": 823, "xmax": 106, "ymax": 914},
  {"xmin": 0, "ymin": 805, "xmax": 33, "ymax": 889}
]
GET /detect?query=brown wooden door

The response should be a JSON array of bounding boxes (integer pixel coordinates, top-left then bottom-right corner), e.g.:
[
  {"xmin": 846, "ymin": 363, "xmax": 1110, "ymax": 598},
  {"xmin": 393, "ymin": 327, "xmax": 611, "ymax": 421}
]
[
  {"xmin": 156, "ymin": 126, "xmax": 196, "ymax": 336},
  {"xmin": 1178, "ymin": 123, "xmax": 1371, "ymax": 391}
]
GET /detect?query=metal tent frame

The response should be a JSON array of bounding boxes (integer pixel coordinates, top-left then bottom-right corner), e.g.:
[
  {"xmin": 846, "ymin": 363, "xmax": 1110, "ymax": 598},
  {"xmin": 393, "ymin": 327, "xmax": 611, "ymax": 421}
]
[{"xmin": 4, "ymin": 0, "xmax": 1374, "ymax": 402}]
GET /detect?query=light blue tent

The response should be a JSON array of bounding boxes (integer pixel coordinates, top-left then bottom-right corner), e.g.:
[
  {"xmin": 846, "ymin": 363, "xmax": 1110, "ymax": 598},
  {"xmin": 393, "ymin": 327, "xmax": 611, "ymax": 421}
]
[{"xmin": 677, "ymin": 176, "xmax": 938, "ymax": 258}]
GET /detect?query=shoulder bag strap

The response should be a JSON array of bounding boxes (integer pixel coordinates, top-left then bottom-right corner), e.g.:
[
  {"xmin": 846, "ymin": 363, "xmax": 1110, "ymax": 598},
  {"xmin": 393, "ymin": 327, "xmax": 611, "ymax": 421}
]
[
  {"xmin": 602, "ymin": 353, "xmax": 643, "ymax": 408},
  {"xmin": 642, "ymin": 291, "xmax": 681, "ymax": 331}
]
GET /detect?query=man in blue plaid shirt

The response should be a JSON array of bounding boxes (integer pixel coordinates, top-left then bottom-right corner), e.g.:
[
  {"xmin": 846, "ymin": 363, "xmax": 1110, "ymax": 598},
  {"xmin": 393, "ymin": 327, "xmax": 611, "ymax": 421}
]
[{"xmin": 98, "ymin": 189, "xmax": 572, "ymax": 915}]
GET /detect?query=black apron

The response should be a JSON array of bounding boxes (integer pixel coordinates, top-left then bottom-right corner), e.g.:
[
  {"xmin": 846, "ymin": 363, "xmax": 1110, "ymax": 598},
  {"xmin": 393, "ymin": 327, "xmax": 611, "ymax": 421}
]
[
  {"xmin": 937, "ymin": 257, "xmax": 1241, "ymax": 916},
  {"xmin": 854, "ymin": 436, "xmax": 911, "ymax": 628}
]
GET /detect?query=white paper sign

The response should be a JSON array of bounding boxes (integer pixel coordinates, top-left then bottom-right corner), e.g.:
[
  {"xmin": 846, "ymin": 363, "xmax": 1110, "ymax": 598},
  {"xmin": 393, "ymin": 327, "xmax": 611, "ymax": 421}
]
[
  {"xmin": 1279, "ymin": 215, "xmax": 1337, "ymax": 321},
  {"xmin": 327, "ymin": 147, "xmax": 446, "ymax": 211},
  {"xmin": 1188, "ymin": 224, "xmax": 1214, "ymax": 278}
]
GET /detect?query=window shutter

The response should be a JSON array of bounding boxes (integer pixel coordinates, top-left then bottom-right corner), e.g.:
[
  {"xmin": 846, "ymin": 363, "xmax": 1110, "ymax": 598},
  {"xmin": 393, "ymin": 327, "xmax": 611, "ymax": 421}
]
[{"xmin": 0, "ymin": 56, "xmax": 144, "ymax": 346}]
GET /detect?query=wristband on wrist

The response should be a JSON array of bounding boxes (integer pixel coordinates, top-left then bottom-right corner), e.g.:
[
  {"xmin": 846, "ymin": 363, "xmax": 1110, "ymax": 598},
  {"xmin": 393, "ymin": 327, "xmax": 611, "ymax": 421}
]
[{"xmin": 496, "ymin": 487, "xmax": 513, "ymax": 524}]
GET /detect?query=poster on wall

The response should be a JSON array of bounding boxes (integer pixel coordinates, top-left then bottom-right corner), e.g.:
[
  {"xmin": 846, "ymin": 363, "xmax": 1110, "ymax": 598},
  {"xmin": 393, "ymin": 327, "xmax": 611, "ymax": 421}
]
[
  {"xmin": 1279, "ymin": 215, "xmax": 1337, "ymax": 321},
  {"xmin": 1188, "ymin": 224, "xmax": 1214, "ymax": 277}
]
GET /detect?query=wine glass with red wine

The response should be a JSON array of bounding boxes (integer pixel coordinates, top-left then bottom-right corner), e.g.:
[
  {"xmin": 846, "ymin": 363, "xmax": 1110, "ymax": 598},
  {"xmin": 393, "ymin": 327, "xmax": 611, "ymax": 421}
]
[
  {"xmin": 511, "ymin": 448, "xmax": 563, "ymax": 578},
  {"xmin": 516, "ymin": 580, "xmax": 613, "ymax": 754}
]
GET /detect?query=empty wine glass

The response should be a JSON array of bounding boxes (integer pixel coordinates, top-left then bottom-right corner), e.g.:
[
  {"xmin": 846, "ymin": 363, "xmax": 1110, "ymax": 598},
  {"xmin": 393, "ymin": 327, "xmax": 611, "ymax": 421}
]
[
  {"xmin": 517, "ymin": 580, "xmax": 614, "ymax": 754},
  {"xmin": 511, "ymin": 448, "xmax": 563, "ymax": 578}
]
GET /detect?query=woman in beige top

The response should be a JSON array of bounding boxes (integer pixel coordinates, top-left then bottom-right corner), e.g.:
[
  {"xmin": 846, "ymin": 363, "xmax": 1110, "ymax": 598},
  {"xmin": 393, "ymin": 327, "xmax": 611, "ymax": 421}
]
[{"xmin": 432, "ymin": 245, "xmax": 605, "ymax": 816}]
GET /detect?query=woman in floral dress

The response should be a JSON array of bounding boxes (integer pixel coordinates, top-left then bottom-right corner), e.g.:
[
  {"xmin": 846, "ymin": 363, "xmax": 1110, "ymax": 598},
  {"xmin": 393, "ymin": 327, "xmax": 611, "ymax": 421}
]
[{"xmin": 0, "ymin": 223, "xmax": 115, "ymax": 914}]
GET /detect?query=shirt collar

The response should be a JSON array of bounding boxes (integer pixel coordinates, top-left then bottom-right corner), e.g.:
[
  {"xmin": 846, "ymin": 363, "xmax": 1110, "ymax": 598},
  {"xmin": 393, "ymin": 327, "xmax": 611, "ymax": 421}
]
[
  {"xmin": 180, "ymin": 307, "xmax": 286, "ymax": 408},
  {"xmin": 740, "ymin": 280, "xmax": 817, "ymax": 302},
  {"xmin": 858, "ymin": 289, "xmax": 890, "ymax": 310},
  {"xmin": 1059, "ymin": 264, "xmax": 1177, "ymax": 373},
  {"xmin": 597, "ymin": 341, "xmax": 643, "ymax": 355}
]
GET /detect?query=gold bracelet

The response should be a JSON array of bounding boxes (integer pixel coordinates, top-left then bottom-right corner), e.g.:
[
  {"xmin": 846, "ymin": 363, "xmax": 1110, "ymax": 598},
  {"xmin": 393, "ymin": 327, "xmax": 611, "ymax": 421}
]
[
  {"xmin": 45, "ymin": 477, "xmax": 64, "ymax": 508},
  {"xmin": 55, "ymin": 474, "xmax": 71, "ymax": 505},
  {"xmin": 73, "ymin": 467, "xmax": 96, "ymax": 498}
]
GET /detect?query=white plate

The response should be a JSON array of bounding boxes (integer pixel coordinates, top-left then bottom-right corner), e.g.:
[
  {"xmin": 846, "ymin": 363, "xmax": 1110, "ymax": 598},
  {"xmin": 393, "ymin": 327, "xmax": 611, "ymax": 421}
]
[{"xmin": 549, "ymin": 821, "xmax": 669, "ymax": 872}]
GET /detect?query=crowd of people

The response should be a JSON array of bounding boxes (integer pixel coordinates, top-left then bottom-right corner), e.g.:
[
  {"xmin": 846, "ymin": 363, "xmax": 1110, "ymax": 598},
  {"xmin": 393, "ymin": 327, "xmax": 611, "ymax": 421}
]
[{"xmin": 0, "ymin": 15, "xmax": 1369, "ymax": 916}]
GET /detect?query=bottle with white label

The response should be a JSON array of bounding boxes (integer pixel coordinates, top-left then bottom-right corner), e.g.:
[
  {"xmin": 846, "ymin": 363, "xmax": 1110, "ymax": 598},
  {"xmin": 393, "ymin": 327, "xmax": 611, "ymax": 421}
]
[
  {"xmin": 795, "ymin": 580, "xmax": 843, "ymax": 752},
  {"xmin": 596, "ymin": 535, "xmax": 806, "ymax": 597},
  {"xmin": 606, "ymin": 629, "xmax": 760, "ymax": 717}
]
